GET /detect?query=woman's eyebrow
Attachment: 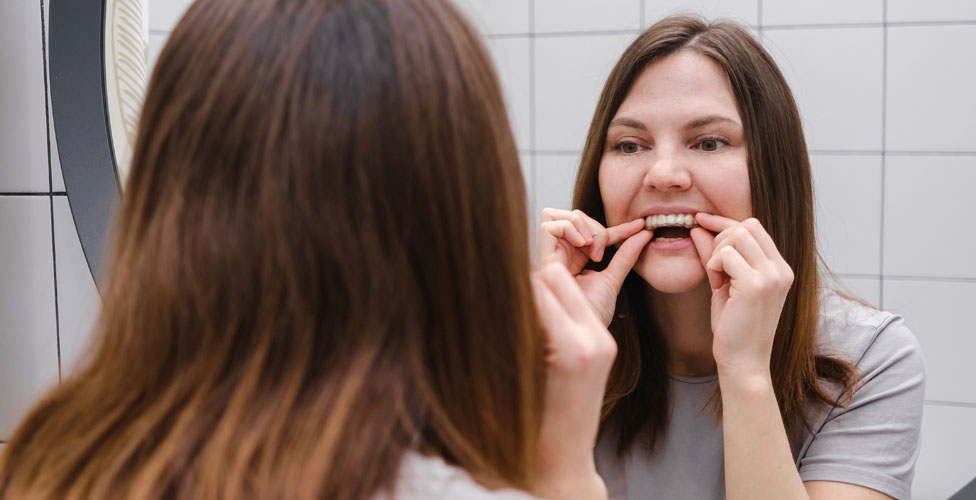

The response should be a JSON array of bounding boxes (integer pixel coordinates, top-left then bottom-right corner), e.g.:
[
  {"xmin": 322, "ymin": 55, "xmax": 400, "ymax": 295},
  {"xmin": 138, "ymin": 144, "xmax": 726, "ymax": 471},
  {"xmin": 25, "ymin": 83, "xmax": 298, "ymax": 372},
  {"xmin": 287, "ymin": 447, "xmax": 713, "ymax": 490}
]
[
  {"xmin": 684, "ymin": 114, "xmax": 741, "ymax": 130},
  {"xmin": 608, "ymin": 117, "xmax": 646, "ymax": 130}
]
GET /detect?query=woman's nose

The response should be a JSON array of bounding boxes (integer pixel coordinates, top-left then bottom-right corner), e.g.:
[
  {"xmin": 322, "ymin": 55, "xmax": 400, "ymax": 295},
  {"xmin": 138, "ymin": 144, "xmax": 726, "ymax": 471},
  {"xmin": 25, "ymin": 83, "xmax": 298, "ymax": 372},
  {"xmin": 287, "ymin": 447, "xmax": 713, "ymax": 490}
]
[{"xmin": 643, "ymin": 147, "xmax": 691, "ymax": 192}]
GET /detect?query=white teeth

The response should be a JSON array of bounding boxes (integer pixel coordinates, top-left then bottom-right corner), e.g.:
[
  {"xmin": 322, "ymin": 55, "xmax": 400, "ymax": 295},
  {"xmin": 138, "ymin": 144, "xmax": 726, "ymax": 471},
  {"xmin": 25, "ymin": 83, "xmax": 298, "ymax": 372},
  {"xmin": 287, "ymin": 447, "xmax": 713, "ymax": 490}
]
[{"xmin": 643, "ymin": 213, "xmax": 700, "ymax": 230}]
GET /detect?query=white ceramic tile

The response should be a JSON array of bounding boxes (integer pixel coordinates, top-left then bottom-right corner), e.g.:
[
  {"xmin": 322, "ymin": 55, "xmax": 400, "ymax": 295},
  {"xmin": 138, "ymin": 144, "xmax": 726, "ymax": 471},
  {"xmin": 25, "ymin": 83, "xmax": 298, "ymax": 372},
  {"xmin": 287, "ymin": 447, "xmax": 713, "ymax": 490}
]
[
  {"xmin": 763, "ymin": 28, "xmax": 883, "ymax": 151},
  {"xmin": 148, "ymin": 0, "xmax": 194, "ymax": 32},
  {"xmin": 534, "ymin": 33, "xmax": 637, "ymax": 151},
  {"xmin": 535, "ymin": 0, "xmax": 641, "ymax": 33},
  {"xmin": 53, "ymin": 198, "xmax": 102, "ymax": 375},
  {"xmin": 888, "ymin": 0, "xmax": 976, "ymax": 23},
  {"xmin": 886, "ymin": 25, "xmax": 976, "ymax": 152},
  {"xmin": 912, "ymin": 405, "xmax": 976, "ymax": 500},
  {"xmin": 644, "ymin": 0, "xmax": 758, "ymax": 27},
  {"xmin": 762, "ymin": 0, "xmax": 881, "ymax": 26},
  {"xmin": 42, "ymin": 0, "xmax": 63, "ymax": 193},
  {"xmin": 0, "ymin": 197, "xmax": 60, "ymax": 439},
  {"xmin": 486, "ymin": 37, "xmax": 531, "ymax": 151},
  {"xmin": 812, "ymin": 155, "xmax": 882, "ymax": 276},
  {"xmin": 535, "ymin": 154, "xmax": 581, "ymax": 215},
  {"xmin": 883, "ymin": 156, "xmax": 976, "ymax": 278},
  {"xmin": 829, "ymin": 276, "xmax": 880, "ymax": 308},
  {"xmin": 451, "ymin": 0, "xmax": 529, "ymax": 35},
  {"xmin": 883, "ymin": 280, "xmax": 976, "ymax": 405},
  {"xmin": 0, "ymin": 1, "xmax": 50, "ymax": 192},
  {"xmin": 148, "ymin": 32, "xmax": 168, "ymax": 78}
]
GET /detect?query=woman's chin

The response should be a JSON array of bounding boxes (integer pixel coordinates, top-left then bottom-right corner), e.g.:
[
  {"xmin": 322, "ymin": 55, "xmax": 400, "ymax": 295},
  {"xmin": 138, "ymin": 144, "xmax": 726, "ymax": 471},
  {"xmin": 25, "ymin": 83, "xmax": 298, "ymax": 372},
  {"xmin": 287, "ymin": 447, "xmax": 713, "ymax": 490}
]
[{"xmin": 633, "ymin": 253, "xmax": 706, "ymax": 294}]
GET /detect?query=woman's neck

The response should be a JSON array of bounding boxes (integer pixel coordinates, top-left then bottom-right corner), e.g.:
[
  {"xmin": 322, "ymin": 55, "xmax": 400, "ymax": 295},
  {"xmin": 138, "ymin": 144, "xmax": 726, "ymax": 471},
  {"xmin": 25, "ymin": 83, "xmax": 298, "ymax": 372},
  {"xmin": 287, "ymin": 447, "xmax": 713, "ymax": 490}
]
[{"xmin": 649, "ymin": 281, "xmax": 716, "ymax": 377}]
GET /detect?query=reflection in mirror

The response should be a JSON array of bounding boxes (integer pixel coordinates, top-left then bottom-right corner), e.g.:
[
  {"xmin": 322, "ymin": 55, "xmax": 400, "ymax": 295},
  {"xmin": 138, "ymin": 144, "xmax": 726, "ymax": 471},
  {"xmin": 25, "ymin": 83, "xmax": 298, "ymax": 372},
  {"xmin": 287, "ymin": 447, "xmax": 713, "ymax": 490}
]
[{"xmin": 103, "ymin": 0, "xmax": 148, "ymax": 188}]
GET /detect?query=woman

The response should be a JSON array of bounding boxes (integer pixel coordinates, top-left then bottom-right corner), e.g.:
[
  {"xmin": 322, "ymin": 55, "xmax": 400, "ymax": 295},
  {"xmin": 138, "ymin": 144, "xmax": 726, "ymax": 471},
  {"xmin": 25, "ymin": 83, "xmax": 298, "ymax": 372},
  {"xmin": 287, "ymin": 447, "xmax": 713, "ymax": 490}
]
[
  {"xmin": 538, "ymin": 16, "xmax": 924, "ymax": 500},
  {"xmin": 0, "ymin": 0, "xmax": 651, "ymax": 498}
]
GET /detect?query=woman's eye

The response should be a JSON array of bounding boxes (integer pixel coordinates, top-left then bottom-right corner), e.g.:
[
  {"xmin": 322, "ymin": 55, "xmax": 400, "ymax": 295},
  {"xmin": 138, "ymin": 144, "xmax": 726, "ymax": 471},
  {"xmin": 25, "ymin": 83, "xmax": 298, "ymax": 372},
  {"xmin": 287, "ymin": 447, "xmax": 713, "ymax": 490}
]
[
  {"xmin": 697, "ymin": 138, "xmax": 726, "ymax": 152},
  {"xmin": 616, "ymin": 142, "xmax": 643, "ymax": 154}
]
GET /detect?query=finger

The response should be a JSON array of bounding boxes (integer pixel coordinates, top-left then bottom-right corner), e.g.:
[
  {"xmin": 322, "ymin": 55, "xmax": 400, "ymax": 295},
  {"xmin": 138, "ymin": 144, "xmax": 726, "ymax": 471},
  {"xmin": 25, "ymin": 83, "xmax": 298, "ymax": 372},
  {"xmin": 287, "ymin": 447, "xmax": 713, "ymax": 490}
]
[
  {"xmin": 606, "ymin": 218, "xmax": 646, "ymax": 245},
  {"xmin": 540, "ymin": 207, "xmax": 575, "ymax": 223},
  {"xmin": 601, "ymin": 230, "xmax": 653, "ymax": 288},
  {"xmin": 741, "ymin": 218, "xmax": 783, "ymax": 262},
  {"xmin": 532, "ymin": 276, "xmax": 573, "ymax": 346},
  {"xmin": 538, "ymin": 263, "xmax": 597, "ymax": 324},
  {"xmin": 707, "ymin": 246, "xmax": 753, "ymax": 285},
  {"xmin": 723, "ymin": 226, "xmax": 768, "ymax": 269},
  {"xmin": 690, "ymin": 227, "xmax": 724, "ymax": 290},
  {"xmin": 539, "ymin": 220, "xmax": 588, "ymax": 247},
  {"xmin": 695, "ymin": 212, "xmax": 739, "ymax": 234},
  {"xmin": 541, "ymin": 208, "xmax": 593, "ymax": 245}
]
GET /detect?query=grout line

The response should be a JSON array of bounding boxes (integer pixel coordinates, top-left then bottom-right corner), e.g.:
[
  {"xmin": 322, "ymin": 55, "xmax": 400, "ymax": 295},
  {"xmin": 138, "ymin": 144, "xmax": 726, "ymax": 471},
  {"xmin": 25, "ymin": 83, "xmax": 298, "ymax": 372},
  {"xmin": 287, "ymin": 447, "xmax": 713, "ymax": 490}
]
[
  {"xmin": 529, "ymin": 0, "xmax": 537, "ymax": 219},
  {"xmin": 764, "ymin": 20, "xmax": 976, "ymax": 31},
  {"xmin": 883, "ymin": 275, "xmax": 976, "ymax": 284},
  {"xmin": 757, "ymin": 0, "xmax": 763, "ymax": 37},
  {"xmin": 925, "ymin": 400, "xmax": 976, "ymax": 409},
  {"xmin": 484, "ymin": 33, "xmax": 532, "ymax": 40},
  {"xmin": 886, "ymin": 150, "xmax": 976, "ymax": 156},
  {"xmin": 0, "ymin": 192, "xmax": 68, "ymax": 196},
  {"xmin": 40, "ymin": 0, "xmax": 63, "ymax": 381},
  {"xmin": 148, "ymin": 28, "xmax": 169, "ymax": 36},
  {"xmin": 879, "ymin": 0, "xmax": 888, "ymax": 308},
  {"xmin": 835, "ymin": 273, "xmax": 884, "ymax": 280},
  {"xmin": 529, "ymin": 29, "xmax": 642, "ymax": 38}
]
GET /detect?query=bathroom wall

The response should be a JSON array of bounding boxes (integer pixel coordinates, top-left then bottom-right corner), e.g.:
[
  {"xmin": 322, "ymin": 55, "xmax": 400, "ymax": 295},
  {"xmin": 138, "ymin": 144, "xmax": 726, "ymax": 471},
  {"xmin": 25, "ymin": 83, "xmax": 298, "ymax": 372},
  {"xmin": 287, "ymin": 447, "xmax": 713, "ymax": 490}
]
[{"xmin": 1, "ymin": 0, "xmax": 973, "ymax": 498}]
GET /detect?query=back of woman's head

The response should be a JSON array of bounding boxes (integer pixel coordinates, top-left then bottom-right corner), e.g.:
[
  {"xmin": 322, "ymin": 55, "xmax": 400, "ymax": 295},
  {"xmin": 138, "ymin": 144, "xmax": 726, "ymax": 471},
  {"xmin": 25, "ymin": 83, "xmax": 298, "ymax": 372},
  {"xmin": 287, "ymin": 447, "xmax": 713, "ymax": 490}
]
[{"xmin": 0, "ymin": 0, "xmax": 541, "ymax": 498}]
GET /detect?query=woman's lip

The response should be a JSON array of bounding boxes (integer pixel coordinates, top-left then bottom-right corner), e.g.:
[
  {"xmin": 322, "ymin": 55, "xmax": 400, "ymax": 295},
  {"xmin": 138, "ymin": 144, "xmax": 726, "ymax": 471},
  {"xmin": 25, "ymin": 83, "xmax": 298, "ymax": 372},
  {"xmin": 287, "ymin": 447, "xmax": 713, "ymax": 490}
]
[{"xmin": 648, "ymin": 237, "xmax": 695, "ymax": 252}]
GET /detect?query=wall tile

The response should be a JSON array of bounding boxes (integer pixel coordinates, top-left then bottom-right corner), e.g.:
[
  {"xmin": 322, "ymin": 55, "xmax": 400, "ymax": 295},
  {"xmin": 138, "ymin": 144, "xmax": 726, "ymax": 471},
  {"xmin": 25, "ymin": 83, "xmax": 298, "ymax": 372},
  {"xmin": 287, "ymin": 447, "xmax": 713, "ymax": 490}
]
[
  {"xmin": 534, "ymin": 154, "xmax": 581, "ymax": 215},
  {"xmin": 888, "ymin": 0, "xmax": 976, "ymax": 23},
  {"xmin": 644, "ymin": 0, "xmax": 758, "ymax": 26},
  {"xmin": 534, "ymin": 33, "xmax": 636, "ymax": 151},
  {"xmin": 762, "ymin": 0, "xmax": 882, "ymax": 26},
  {"xmin": 883, "ymin": 156, "xmax": 976, "ymax": 278},
  {"xmin": 0, "ymin": 197, "xmax": 60, "ymax": 439},
  {"xmin": 53, "ymin": 198, "xmax": 101, "ymax": 375},
  {"xmin": 535, "ymin": 0, "xmax": 641, "ymax": 33},
  {"xmin": 148, "ymin": 32, "xmax": 168, "ymax": 78},
  {"xmin": 451, "ymin": 0, "xmax": 529, "ymax": 35},
  {"xmin": 148, "ymin": 0, "xmax": 194, "ymax": 32},
  {"xmin": 763, "ymin": 27, "xmax": 883, "ymax": 151},
  {"xmin": 886, "ymin": 25, "xmax": 976, "ymax": 152},
  {"xmin": 0, "ymin": 1, "xmax": 50, "ymax": 192},
  {"xmin": 912, "ymin": 404, "xmax": 976, "ymax": 500},
  {"xmin": 811, "ymin": 155, "xmax": 882, "ymax": 275},
  {"xmin": 883, "ymin": 280, "xmax": 976, "ymax": 405},
  {"xmin": 829, "ymin": 276, "xmax": 880, "ymax": 308},
  {"xmin": 486, "ymin": 37, "xmax": 531, "ymax": 151}
]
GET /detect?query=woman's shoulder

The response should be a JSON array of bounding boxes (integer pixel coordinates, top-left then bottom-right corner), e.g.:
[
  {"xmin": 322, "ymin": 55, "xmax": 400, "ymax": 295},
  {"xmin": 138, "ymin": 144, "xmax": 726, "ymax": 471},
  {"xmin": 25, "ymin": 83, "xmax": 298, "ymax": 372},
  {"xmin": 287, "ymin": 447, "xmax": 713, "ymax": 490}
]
[{"xmin": 377, "ymin": 451, "xmax": 543, "ymax": 500}]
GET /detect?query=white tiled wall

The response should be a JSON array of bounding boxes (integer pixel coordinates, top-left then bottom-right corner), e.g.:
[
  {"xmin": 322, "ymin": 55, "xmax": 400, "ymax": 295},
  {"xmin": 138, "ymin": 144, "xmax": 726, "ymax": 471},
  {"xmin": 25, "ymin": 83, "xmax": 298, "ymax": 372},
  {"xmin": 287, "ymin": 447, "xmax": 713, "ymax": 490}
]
[{"xmin": 2, "ymin": 1, "xmax": 973, "ymax": 497}]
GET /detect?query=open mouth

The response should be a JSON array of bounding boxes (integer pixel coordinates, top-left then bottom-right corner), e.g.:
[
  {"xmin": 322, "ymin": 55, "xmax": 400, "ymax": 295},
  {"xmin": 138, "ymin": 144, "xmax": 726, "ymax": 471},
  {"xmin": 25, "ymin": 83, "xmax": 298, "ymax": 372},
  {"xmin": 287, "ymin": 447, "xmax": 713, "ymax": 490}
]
[{"xmin": 644, "ymin": 214, "xmax": 699, "ymax": 242}]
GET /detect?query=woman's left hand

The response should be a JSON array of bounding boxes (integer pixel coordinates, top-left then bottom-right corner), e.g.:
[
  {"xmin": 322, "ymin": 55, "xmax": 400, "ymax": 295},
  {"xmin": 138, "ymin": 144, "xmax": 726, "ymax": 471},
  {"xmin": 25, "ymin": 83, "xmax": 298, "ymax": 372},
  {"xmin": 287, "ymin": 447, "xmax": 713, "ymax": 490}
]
[{"xmin": 689, "ymin": 213, "xmax": 794, "ymax": 378}]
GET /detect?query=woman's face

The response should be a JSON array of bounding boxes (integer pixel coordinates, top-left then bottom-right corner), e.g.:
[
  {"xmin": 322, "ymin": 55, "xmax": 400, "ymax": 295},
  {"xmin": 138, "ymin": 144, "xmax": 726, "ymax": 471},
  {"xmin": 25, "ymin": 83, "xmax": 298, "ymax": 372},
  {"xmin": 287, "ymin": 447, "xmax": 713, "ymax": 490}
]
[{"xmin": 598, "ymin": 50, "xmax": 752, "ymax": 294}]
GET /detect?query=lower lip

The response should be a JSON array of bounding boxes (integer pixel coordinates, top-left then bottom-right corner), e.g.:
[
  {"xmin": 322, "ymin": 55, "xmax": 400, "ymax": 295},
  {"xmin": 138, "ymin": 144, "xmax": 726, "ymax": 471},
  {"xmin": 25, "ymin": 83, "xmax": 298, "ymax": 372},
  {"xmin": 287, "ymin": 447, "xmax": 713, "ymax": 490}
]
[{"xmin": 648, "ymin": 237, "xmax": 694, "ymax": 251}]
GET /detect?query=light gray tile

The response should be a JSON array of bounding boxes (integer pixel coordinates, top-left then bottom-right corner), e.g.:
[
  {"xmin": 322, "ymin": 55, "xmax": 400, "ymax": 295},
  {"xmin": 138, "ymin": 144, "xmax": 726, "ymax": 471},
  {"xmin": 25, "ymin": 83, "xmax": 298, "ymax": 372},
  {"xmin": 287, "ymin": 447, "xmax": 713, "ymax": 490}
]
[
  {"xmin": 762, "ymin": 0, "xmax": 882, "ymax": 26},
  {"xmin": 148, "ymin": 0, "xmax": 194, "ymax": 32},
  {"xmin": 912, "ymin": 404, "xmax": 976, "ymax": 500},
  {"xmin": 535, "ymin": 153, "xmax": 581, "ymax": 215},
  {"xmin": 0, "ymin": 1, "xmax": 50, "ymax": 192},
  {"xmin": 883, "ymin": 156, "xmax": 976, "ymax": 278},
  {"xmin": 43, "ymin": 0, "xmax": 63, "ymax": 193},
  {"xmin": 812, "ymin": 155, "xmax": 882, "ymax": 276},
  {"xmin": 148, "ymin": 32, "xmax": 168, "ymax": 78},
  {"xmin": 883, "ymin": 280, "xmax": 976, "ymax": 405},
  {"xmin": 534, "ymin": 33, "xmax": 637, "ymax": 151},
  {"xmin": 535, "ymin": 0, "xmax": 641, "ymax": 33},
  {"xmin": 451, "ymin": 0, "xmax": 529, "ymax": 35},
  {"xmin": 0, "ymin": 197, "xmax": 60, "ymax": 439},
  {"xmin": 888, "ymin": 0, "xmax": 976, "ymax": 23},
  {"xmin": 886, "ymin": 25, "xmax": 976, "ymax": 152},
  {"xmin": 827, "ymin": 276, "xmax": 880, "ymax": 308},
  {"xmin": 486, "ymin": 37, "xmax": 531, "ymax": 151},
  {"xmin": 764, "ymin": 27, "xmax": 883, "ymax": 151},
  {"xmin": 53, "ymin": 198, "xmax": 101, "ymax": 375},
  {"xmin": 644, "ymin": 0, "xmax": 758, "ymax": 26}
]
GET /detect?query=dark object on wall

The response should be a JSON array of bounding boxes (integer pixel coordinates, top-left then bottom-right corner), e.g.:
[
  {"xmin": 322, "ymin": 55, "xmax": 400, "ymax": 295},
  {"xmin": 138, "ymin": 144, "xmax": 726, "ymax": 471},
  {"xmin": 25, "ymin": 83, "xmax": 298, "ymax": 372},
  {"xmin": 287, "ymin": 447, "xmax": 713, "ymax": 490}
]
[{"xmin": 951, "ymin": 477, "xmax": 976, "ymax": 500}]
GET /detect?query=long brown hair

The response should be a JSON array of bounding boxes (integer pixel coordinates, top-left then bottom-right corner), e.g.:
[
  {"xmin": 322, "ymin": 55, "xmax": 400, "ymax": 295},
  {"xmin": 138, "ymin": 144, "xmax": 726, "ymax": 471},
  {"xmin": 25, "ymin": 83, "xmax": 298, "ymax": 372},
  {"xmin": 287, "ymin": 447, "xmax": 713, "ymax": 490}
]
[
  {"xmin": 572, "ymin": 15, "xmax": 858, "ymax": 455},
  {"xmin": 0, "ymin": 0, "xmax": 542, "ymax": 498}
]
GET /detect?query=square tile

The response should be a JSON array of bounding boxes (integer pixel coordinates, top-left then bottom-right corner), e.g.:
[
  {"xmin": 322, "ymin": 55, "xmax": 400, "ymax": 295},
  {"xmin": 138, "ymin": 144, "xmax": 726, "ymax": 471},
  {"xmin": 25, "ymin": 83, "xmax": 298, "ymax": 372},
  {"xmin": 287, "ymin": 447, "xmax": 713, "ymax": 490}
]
[
  {"xmin": 644, "ymin": 0, "xmax": 758, "ymax": 26},
  {"xmin": 0, "ymin": 0, "xmax": 51, "ymax": 192},
  {"xmin": 148, "ymin": 32, "xmax": 168, "ymax": 78},
  {"xmin": 888, "ymin": 0, "xmax": 976, "ymax": 23},
  {"xmin": 534, "ymin": 33, "xmax": 638, "ymax": 152},
  {"xmin": 486, "ymin": 37, "xmax": 531, "ymax": 151},
  {"xmin": 535, "ymin": 153, "xmax": 581, "ymax": 215},
  {"xmin": 883, "ymin": 280, "xmax": 976, "ymax": 405},
  {"xmin": 912, "ymin": 405, "xmax": 976, "ymax": 500},
  {"xmin": 762, "ymin": 0, "xmax": 881, "ymax": 26},
  {"xmin": 826, "ymin": 276, "xmax": 880, "ymax": 308},
  {"xmin": 883, "ymin": 156, "xmax": 976, "ymax": 278},
  {"xmin": 811, "ymin": 155, "xmax": 882, "ymax": 275},
  {"xmin": 535, "ymin": 0, "xmax": 641, "ymax": 33},
  {"xmin": 886, "ymin": 25, "xmax": 976, "ymax": 152},
  {"xmin": 763, "ymin": 27, "xmax": 883, "ymax": 151},
  {"xmin": 148, "ymin": 0, "xmax": 194, "ymax": 32},
  {"xmin": 43, "ymin": 0, "xmax": 63, "ymax": 193},
  {"xmin": 53, "ymin": 198, "xmax": 102, "ymax": 375},
  {"xmin": 0, "ymin": 197, "xmax": 60, "ymax": 439},
  {"xmin": 451, "ymin": 0, "xmax": 529, "ymax": 35}
]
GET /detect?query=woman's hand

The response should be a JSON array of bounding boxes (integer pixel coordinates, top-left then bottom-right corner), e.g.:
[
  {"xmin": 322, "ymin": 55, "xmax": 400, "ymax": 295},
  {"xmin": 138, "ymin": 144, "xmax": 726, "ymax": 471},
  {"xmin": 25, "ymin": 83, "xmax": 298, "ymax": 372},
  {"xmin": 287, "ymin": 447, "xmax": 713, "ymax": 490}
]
[
  {"xmin": 531, "ymin": 262, "xmax": 614, "ymax": 500},
  {"xmin": 537, "ymin": 208, "xmax": 652, "ymax": 326},
  {"xmin": 689, "ymin": 214, "xmax": 794, "ymax": 378}
]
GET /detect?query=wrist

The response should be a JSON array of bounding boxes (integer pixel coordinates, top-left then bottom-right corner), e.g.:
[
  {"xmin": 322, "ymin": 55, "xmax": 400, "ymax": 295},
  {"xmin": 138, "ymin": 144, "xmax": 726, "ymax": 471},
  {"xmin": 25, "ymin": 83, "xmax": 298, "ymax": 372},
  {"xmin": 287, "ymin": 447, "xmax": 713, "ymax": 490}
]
[{"xmin": 532, "ymin": 469, "xmax": 607, "ymax": 500}]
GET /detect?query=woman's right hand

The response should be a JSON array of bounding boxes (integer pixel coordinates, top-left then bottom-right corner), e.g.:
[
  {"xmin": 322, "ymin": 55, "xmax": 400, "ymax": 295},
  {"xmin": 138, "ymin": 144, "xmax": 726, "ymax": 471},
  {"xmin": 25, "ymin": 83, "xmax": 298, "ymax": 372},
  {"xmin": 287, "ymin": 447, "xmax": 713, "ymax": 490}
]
[{"xmin": 537, "ymin": 208, "xmax": 652, "ymax": 326}]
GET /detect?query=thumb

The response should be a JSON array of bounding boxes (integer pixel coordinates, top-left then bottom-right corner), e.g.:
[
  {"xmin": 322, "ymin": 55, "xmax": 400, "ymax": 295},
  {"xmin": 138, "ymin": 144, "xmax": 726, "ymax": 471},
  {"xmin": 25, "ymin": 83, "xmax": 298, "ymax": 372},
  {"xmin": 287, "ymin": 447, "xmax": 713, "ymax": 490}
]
[
  {"xmin": 690, "ymin": 227, "xmax": 725, "ymax": 290},
  {"xmin": 601, "ymin": 230, "xmax": 652, "ymax": 290}
]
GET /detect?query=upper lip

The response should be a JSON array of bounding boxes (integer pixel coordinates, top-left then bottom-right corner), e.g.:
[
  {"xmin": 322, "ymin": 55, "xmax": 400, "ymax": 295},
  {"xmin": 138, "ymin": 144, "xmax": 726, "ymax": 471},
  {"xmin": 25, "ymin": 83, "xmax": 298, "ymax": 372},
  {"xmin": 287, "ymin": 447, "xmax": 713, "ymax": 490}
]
[{"xmin": 638, "ymin": 206, "xmax": 703, "ymax": 218}]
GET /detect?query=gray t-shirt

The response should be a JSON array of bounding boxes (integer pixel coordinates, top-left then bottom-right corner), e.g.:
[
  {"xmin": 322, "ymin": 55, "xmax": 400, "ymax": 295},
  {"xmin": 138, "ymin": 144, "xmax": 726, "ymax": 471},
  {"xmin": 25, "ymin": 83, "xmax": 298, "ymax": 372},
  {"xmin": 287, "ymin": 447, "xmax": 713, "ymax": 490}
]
[
  {"xmin": 595, "ymin": 292, "xmax": 926, "ymax": 500},
  {"xmin": 379, "ymin": 452, "xmax": 544, "ymax": 500}
]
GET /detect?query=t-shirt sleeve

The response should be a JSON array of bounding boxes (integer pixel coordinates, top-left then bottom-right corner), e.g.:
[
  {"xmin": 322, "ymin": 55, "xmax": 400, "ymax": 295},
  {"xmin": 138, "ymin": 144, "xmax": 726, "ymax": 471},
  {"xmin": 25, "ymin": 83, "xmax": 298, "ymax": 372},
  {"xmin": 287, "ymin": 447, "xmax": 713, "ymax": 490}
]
[{"xmin": 798, "ymin": 314, "xmax": 925, "ymax": 500}]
